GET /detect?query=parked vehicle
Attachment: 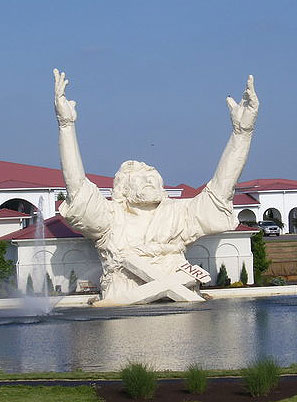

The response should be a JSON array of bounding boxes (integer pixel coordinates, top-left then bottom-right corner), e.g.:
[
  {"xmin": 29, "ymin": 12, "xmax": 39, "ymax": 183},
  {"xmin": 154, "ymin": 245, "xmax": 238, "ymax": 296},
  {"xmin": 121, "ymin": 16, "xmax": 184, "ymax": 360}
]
[{"xmin": 258, "ymin": 221, "xmax": 280, "ymax": 236}]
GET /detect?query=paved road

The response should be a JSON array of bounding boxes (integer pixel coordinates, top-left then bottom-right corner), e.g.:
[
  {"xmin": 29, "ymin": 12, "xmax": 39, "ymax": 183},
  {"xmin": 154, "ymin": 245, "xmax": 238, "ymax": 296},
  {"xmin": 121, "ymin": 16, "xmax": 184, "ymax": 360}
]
[{"xmin": 264, "ymin": 234, "xmax": 297, "ymax": 242}]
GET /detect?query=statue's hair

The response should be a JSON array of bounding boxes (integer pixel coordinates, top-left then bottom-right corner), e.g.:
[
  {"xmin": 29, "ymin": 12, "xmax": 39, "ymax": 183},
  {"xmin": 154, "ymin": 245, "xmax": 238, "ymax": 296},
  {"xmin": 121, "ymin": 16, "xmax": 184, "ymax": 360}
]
[{"xmin": 112, "ymin": 160, "xmax": 168, "ymax": 203}]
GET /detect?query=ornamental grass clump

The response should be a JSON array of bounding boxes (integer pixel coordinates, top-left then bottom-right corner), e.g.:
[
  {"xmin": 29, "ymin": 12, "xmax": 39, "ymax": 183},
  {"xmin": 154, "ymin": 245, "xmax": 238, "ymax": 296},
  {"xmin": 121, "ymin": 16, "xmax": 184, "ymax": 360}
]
[
  {"xmin": 242, "ymin": 358, "xmax": 280, "ymax": 397},
  {"xmin": 185, "ymin": 363, "xmax": 208, "ymax": 394},
  {"xmin": 121, "ymin": 362, "xmax": 157, "ymax": 399}
]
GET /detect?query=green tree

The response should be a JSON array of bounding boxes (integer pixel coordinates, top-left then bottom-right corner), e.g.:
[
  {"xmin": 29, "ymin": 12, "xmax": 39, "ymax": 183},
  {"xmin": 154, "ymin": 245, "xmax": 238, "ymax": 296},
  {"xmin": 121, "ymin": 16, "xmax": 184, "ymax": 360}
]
[
  {"xmin": 251, "ymin": 231, "xmax": 270, "ymax": 285},
  {"xmin": 0, "ymin": 241, "xmax": 14, "ymax": 282},
  {"xmin": 26, "ymin": 274, "xmax": 34, "ymax": 295},
  {"xmin": 57, "ymin": 192, "xmax": 66, "ymax": 201},
  {"xmin": 42, "ymin": 272, "xmax": 54, "ymax": 295},
  {"xmin": 0, "ymin": 241, "xmax": 14, "ymax": 296},
  {"xmin": 216, "ymin": 263, "xmax": 231, "ymax": 287},
  {"xmin": 68, "ymin": 270, "xmax": 78, "ymax": 294},
  {"xmin": 240, "ymin": 262, "xmax": 248, "ymax": 285}
]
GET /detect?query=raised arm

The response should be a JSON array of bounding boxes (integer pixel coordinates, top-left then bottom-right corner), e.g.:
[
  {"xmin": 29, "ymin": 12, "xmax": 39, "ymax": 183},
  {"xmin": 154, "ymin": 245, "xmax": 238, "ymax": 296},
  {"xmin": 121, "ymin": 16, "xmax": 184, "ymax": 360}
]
[
  {"xmin": 54, "ymin": 68, "xmax": 85, "ymax": 201},
  {"xmin": 209, "ymin": 75, "xmax": 259, "ymax": 201}
]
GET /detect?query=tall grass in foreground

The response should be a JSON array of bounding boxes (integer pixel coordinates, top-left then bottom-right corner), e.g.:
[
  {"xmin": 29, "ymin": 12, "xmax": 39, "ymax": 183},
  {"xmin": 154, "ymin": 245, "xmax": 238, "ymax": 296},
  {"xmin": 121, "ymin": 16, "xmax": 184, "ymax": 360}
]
[
  {"xmin": 185, "ymin": 363, "xmax": 208, "ymax": 394},
  {"xmin": 121, "ymin": 362, "xmax": 157, "ymax": 399},
  {"xmin": 242, "ymin": 358, "xmax": 281, "ymax": 397}
]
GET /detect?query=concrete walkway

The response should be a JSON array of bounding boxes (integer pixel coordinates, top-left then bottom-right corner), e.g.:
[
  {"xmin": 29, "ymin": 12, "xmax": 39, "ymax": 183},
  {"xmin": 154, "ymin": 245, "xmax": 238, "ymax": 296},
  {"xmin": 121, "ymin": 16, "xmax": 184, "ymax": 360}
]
[{"xmin": 0, "ymin": 285, "xmax": 296, "ymax": 309}]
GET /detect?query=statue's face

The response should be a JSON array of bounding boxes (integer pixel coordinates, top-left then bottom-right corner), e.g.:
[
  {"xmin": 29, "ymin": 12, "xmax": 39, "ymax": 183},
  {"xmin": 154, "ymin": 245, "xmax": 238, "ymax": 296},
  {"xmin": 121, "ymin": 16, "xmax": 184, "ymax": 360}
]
[{"xmin": 126, "ymin": 169, "xmax": 164, "ymax": 205}]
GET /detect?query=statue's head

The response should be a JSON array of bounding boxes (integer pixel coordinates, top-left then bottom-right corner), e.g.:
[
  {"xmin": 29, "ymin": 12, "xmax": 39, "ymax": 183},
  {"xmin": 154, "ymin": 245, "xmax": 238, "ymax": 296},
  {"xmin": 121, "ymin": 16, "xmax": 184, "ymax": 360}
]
[{"xmin": 112, "ymin": 160, "xmax": 168, "ymax": 206}]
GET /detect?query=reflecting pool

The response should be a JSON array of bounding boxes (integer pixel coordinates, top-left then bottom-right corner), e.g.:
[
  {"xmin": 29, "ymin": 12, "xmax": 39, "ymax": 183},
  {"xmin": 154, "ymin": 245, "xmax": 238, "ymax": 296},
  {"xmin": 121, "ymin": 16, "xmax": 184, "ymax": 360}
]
[{"xmin": 0, "ymin": 296, "xmax": 297, "ymax": 372}]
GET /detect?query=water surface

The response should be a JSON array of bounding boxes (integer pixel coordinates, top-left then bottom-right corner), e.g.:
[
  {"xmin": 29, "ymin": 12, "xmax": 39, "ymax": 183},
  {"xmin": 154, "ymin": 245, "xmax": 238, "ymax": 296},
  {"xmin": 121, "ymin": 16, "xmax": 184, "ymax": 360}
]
[{"xmin": 0, "ymin": 296, "xmax": 296, "ymax": 372}]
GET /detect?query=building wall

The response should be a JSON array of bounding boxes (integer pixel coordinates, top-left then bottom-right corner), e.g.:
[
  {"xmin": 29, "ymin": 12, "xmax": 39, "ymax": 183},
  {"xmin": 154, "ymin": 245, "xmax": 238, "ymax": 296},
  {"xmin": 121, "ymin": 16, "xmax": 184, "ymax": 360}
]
[
  {"xmin": 11, "ymin": 231, "xmax": 254, "ymax": 294},
  {"xmin": 0, "ymin": 220, "xmax": 22, "ymax": 237},
  {"xmin": 0, "ymin": 189, "xmax": 56, "ymax": 220},
  {"xmin": 186, "ymin": 232, "xmax": 254, "ymax": 285},
  {"xmin": 235, "ymin": 190, "xmax": 297, "ymax": 234},
  {"xmin": 14, "ymin": 238, "xmax": 102, "ymax": 293}
]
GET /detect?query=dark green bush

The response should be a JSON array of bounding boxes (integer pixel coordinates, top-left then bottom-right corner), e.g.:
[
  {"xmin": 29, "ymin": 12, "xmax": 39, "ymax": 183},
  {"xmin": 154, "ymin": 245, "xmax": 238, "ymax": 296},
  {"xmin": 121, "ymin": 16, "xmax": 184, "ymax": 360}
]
[
  {"xmin": 121, "ymin": 362, "xmax": 157, "ymax": 399},
  {"xmin": 26, "ymin": 274, "xmax": 34, "ymax": 296},
  {"xmin": 240, "ymin": 262, "xmax": 248, "ymax": 285},
  {"xmin": 216, "ymin": 264, "xmax": 230, "ymax": 286},
  {"xmin": 242, "ymin": 358, "xmax": 280, "ymax": 397},
  {"xmin": 269, "ymin": 276, "xmax": 286, "ymax": 286},
  {"xmin": 185, "ymin": 363, "xmax": 208, "ymax": 394},
  {"xmin": 251, "ymin": 231, "xmax": 270, "ymax": 285},
  {"xmin": 42, "ymin": 273, "xmax": 54, "ymax": 295},
  {"xmin": 68, "ymin": 270, "xmax": 78, "ymax": 294}
]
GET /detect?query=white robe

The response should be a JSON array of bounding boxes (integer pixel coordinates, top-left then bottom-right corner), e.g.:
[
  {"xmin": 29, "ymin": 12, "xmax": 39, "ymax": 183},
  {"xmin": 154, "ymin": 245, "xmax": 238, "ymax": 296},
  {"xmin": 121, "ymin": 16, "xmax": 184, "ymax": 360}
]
[{"xmin": 60, "ymin": 178, "xmax": 238, "ymax": 298}]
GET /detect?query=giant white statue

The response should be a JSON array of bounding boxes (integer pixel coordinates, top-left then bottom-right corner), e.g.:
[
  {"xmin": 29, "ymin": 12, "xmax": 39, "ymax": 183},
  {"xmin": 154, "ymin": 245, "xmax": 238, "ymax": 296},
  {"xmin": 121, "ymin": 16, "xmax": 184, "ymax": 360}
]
[{"xmin": 54, "ymin": 69, "xmax": 259, "ymax": 305}]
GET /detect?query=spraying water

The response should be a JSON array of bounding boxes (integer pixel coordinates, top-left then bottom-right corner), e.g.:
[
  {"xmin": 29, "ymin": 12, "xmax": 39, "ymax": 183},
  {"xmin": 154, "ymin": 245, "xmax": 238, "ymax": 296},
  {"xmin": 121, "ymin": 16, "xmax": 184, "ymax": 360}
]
[{"xmin": 28, "ymin": 196, "xmax": 52, "ymax": 314}]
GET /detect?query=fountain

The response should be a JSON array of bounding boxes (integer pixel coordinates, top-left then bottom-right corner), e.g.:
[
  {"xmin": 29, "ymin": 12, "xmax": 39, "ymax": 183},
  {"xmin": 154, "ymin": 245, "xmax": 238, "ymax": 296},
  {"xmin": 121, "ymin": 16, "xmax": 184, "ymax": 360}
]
[{"xmin": 22, "ymin": 196, "xmax": 56, "ymax": 315}]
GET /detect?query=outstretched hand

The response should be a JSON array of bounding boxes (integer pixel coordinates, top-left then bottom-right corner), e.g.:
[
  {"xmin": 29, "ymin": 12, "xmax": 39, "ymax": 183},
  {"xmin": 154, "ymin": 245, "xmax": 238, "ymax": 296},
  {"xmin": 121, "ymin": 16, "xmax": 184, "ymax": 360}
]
[
  {"xmin": 226, "ymin": 75, "xmax": 259, "ymax": 134},
  {"xmin": 53, "ymin": 68, "xmax": 77, "ymax": 127}
]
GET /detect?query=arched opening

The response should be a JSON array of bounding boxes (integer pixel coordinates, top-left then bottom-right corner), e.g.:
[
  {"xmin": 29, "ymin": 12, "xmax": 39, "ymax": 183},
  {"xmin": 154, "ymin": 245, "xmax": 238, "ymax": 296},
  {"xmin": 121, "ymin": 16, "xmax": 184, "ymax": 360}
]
[
  {"xmin": 0, "ymin": 198, "xmax": 36, "ymax": 215},
  {"xmin": 263, "ymin": 208, "xmax": 283, "ymax": 228},
  {"xmin": 289, "ymin": 208, "xmax": 297, "ymax": 233},
  {"xmin": 238, "ymin": 209, "xmax": 257, "ymax": 226},
  {"xmin": 0, "ymin": 199, "xmax": 36, "ymax": 227}
]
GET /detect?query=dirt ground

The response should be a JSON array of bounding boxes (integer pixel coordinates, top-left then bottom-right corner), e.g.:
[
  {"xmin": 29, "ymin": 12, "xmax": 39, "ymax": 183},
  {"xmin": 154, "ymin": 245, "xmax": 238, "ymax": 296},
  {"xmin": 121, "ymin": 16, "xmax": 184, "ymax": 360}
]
[{"xmin": 96, "ymin": 376, "xmax": 297, "ymax": 402}]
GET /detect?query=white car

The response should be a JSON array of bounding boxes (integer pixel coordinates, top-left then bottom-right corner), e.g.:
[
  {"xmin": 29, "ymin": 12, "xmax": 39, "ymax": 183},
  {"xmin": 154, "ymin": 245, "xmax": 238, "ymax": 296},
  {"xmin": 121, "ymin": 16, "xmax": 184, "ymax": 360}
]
[{"xmin": 258, "ymin": 221, "xmax": 280, "ymax": 236}]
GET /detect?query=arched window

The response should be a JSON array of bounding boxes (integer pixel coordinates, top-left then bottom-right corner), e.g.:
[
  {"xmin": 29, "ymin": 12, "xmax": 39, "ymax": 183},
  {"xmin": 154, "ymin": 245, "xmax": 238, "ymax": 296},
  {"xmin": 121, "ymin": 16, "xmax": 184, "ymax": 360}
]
[
  {"xmin": 263, "ymin": 208, "xmax": 283, "ymax": 228},
  {"xmin": 238, "ymin": 209, "xmax": 257, "ymax": 225},
  {"xmin": 289, "ymin": 208, "xmax": 297, "ymax": 233}
]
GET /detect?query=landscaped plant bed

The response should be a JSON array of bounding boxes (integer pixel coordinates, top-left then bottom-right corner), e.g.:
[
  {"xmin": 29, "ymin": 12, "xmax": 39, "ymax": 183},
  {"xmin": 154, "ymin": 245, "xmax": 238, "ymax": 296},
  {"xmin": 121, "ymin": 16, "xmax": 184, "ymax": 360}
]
[{"xmin": 96, "ymin": 376, "xmax": 297, "ymax": 402}]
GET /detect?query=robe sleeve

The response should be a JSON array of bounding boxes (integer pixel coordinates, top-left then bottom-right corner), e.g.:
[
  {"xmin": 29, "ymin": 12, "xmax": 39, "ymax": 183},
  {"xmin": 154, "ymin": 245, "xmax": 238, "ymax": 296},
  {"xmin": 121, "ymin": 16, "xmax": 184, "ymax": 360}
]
[
  {"xmin": 182, "ymin": 180, "xmax": 238, "ymax": 245},
  {"xmin": 59, "ymin": 177, "xmax": 112, "ymax": 242}
]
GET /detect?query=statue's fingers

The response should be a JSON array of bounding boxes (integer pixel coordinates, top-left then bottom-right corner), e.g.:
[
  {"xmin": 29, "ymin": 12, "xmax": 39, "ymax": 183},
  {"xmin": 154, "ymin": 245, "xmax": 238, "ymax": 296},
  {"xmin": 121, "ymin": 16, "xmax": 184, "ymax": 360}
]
[
  {"xmin": 246, "ymin": 75, "xmax": 259, "ymax": 109},
  {"xmin": 53, "ymin": 68, "xmax": 60, "ymax": 91},
  {"xmin": 61, "ymin": 79, "xmax": 69, "ymax": 95},
  {"xmin": 226, "ymin": 96, "xmax": 237, "ymax": 112}
]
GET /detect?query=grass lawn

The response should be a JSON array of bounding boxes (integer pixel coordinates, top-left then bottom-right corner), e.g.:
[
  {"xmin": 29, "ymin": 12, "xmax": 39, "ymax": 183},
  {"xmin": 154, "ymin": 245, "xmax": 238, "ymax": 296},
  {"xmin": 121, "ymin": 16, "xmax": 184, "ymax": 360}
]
[
  {"xmin": 279, "ymin": 397, "xmax": 297, "ymax": 402},
  {"xmin": 1, "ymin": 363, "xmax": 297, "ymax": 380},
  {"xmin": 0, "ymin": 385, "xmax": 101, "ymax": 402}
]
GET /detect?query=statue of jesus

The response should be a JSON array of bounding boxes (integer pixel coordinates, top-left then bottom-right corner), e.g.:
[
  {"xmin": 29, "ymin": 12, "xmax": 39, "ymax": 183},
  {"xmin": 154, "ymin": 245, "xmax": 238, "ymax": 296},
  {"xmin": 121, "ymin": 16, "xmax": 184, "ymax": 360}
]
[{"xmin": 54, "ymin": 69, "xmax": 259, "ymax": 305}]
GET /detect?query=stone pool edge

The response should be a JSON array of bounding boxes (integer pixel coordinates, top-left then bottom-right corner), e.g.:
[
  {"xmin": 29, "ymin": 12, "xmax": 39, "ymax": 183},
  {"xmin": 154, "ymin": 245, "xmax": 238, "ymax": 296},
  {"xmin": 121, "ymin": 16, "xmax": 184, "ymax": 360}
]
[{"xmin": 0, "ymin": 285, "xmax": 296, "ymax": 309}]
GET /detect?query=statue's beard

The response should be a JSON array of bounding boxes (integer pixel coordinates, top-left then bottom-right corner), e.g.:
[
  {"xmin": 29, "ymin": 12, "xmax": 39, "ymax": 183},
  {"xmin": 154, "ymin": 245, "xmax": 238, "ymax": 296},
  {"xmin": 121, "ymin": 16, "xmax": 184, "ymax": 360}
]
[{"xmin": 126, "ymin": 187, "xmax": 163, "ymax": 205}]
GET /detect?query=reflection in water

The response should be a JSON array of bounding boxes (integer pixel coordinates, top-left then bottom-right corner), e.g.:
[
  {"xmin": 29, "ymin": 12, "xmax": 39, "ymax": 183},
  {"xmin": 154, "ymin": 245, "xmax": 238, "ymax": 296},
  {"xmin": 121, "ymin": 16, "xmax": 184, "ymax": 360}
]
[{"xmin": 0, "ymin": 296, "xmax": 297, "ymax": 372}]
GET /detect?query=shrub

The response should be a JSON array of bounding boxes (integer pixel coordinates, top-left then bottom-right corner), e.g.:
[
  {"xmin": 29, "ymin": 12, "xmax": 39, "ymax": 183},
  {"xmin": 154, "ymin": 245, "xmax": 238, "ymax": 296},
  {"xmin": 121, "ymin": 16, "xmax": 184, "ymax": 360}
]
[
  {"xmin": 269, "ymin": 276, "xmax": 286, "ymax": 286},
  {"xmin": 0, "ymin": 241, "xmax": 14, "ymax": 296},
  {"xmin": 240, "ymin": 262, "xmax": 248, "ymax": 285},
  {"xmin": 42, "ymin": 272, "xmax": 54, "ymax": 295},
  {"xmin": 230, "ymin": 281, "xmax": 244, "ymax": 288},
  {"xmin": 251, "ymin": 231, "xmax": 270, "ymax": 285},
  {"xmin": 242, "ymin": 358, "xmax": 280, "ymax": 397},
  {"xmin": 121, "ymin": 362, "xmax": 157, "ymax": 399},
  {"xmin": 68, "ymin": 270, "xmax": 78, "ymax": 294},
  {"xmin": 185, "ymin": 363, "xmax": 208, "ymax": 394},
  {"xmin": 26, "ymin": 274, "xmax": 34, "ymax": 295},
  {"xmin": 216, "ymin": 264, "xmax": 230, "ymax": 287}
]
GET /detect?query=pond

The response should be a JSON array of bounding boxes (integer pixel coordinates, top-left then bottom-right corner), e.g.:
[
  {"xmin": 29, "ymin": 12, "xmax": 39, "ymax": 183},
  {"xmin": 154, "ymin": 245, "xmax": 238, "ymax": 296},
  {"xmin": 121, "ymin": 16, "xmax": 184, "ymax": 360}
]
[{"xmin": 0, "ymin": 296, "xmax": 296, "ymax": 373}]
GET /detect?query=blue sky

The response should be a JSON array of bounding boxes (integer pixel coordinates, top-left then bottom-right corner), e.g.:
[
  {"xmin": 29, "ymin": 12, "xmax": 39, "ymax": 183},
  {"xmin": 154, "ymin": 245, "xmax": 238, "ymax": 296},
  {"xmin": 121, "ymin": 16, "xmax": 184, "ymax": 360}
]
[{"xmin": 0, "ymin": 0, "xmax": 296, "ymax": 187}]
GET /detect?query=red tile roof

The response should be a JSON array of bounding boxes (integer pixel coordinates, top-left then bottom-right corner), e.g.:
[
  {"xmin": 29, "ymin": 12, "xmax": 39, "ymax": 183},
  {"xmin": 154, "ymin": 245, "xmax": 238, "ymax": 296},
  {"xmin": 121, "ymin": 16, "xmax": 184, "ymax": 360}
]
[
  {"xmin": 0, "ymin": 215, "xmax": 82, "ymax": 240},
  {"xmin": 235, "ymin": 223, "xmax": 258, "ymax": 232},
  {"xmin": 0, "ymin": 213, "xmax": 257, "ymax": 241},
  {"xmin": 0, "ymin": 161, "xmax": 114, "ymax": 189},
  {"xmin": 0, "ymin": 208, "xmax": 31, "ymax": 218},
  {"xmin": 0, "ymin": 180, "xmax": 48, "ymax": 189},
  {"xmin": 55, "ymin": 200, "xmax": 63, "ymax": 211},
  {"xmin": 233, "ymin": 193, "xmax": 259, "ymax": 205},
  {"xmin": 237, "ymin": 178, "xmax": 297, "ymax": 192},
  {"xmin": 176, "ymin": 184, "xmax": 200, "ymax": 198}
]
